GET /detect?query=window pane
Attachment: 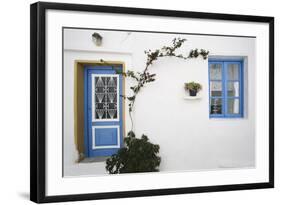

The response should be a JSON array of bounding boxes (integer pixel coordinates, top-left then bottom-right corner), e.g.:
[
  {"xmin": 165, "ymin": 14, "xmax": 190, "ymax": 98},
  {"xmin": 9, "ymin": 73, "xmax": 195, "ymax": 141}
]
[
  {"xmin": 227, "ymin": 63, "xmax": 239, "ymax": 80},
  {"xmin": 210, "ymin": 64, "xmax": 222, "ymax": 80},
  {"xmin": 210, "ymin": 81, "xmax": 222, "ymax": 96},
  {"xmin": 227, "ymin": 82, "xmax": 239, "ymax": 97},
  {"xmin": 210, "ymin": 98, "xmax": 222, "ymax": 115},
  {"xmin": 227, "ymin": 98, "xmax": 240, "ymax": 114},
  {"xmin": 93, "ymin": 76, "xmax": 118, "ymax": 120}
]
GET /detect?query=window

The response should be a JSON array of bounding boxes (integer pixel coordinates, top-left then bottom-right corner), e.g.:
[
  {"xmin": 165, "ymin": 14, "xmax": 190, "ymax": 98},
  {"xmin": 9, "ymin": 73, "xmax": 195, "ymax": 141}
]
[
  {"xmin": 209, "ymin": 60, "xmax": 243, "ymax": 118},
  {"xmin": 93, "ymin": 75, "xmax": 119, "ymax": 120}
]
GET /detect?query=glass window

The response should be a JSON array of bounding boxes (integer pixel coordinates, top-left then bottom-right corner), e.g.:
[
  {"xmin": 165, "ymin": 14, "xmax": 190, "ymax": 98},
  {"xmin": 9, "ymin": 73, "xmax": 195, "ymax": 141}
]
[
  {"xmin": 210, "ymin": 98, "xmax": 223, "ymax": 114},
  {"xmin": 227, "ymin": 98, "xmax": 240, "ymax": 114},
  {"xmin": 209, "ymin": 60, "xmax": 243, "ymax": 118},
  {"xmin": 94, "ymin": 75, "xmax": 118, "ymax": 120},
  {"xmin": 210, "ymin": 63, "xmax": 222, "ymax": 80},
  {"xmin": 210, "ymin": 81, "xmax": 222, "ymax": 96},
  {"xmin": 227, "ymin": 63, "xmax": 239, "ymax": 80},
  {"xmin": 227, "ymin": 82, "xmax": 239, "ymax": 97}
]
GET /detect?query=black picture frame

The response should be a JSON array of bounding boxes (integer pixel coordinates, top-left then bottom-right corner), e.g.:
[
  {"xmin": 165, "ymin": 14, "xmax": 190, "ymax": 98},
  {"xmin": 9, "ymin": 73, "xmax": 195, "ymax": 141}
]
[{"xmin": 30, "ymin": 1, "xmax": 274, "ymax": 203}]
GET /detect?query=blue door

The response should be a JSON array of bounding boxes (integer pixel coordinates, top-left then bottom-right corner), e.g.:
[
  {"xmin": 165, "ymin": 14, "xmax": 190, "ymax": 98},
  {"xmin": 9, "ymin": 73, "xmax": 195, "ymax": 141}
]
[{"xmin": 84, "ymin": 65, "xmax": 123, "ymax": 157}]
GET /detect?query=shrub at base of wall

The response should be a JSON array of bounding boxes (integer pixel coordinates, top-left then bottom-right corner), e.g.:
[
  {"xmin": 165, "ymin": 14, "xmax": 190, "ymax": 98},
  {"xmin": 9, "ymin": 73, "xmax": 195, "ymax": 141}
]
[{"xmin": 105, "ymin": 131, "xmax": 161, "ymax": 174}]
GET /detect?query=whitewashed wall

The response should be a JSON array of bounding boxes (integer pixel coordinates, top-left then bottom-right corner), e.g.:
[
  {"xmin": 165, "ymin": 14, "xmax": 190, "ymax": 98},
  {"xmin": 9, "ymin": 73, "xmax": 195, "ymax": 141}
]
[{"xmin": 63, "ymin": 28, "xmax": 255, "ymax": 176}]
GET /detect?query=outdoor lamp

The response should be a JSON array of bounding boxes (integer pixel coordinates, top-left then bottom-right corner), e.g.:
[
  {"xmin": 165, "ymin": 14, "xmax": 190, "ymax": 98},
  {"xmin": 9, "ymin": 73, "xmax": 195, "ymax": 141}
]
[{"xmin": 92, "ymin": 32, "xmax": 103, "ymax": 46}]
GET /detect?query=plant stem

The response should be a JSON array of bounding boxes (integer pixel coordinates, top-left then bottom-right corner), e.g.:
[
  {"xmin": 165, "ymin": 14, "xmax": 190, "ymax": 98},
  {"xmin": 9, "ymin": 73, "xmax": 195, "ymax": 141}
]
[{"xmin": 124, "ymin": 38, "xmax": 209, "ymax": 132}]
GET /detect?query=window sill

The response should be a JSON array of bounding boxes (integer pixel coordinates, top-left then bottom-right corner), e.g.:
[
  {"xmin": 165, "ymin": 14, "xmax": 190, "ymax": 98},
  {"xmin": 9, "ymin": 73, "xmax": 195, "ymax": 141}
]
[
  {"xmin": 209, "ymin": 116, "xmax": 244, "ymax": 119},
  {"xmin": 183, "ymin": 95, "xmax": 202, "ymax": 100}
]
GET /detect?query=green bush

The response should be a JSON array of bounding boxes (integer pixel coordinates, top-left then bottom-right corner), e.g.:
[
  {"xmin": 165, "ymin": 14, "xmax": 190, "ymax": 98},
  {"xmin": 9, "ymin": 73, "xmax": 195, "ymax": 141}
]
[
  {"xmin": 184, "ymin": 81, "xmax": 202, "ymax": 92},
  {"xmin": 106, "ymin": 131, "xmax": 161, "ymax": 174}
]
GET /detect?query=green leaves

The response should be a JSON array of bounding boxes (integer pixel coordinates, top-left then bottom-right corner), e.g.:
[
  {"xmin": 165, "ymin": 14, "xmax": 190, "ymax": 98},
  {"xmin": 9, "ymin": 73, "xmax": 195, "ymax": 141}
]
[
  {"xmin": 127, "ymin": 96, "xmax": 135, "ymax": 101},
  {"xmin": 184, "ymin": 81, "xmax": 202, "ymax": 91},
  {"xmin": 105, "ymin": 131, "xmax": 161, "ymax": 174},
  {"xmin": 188, "ymin": 48, "xmax": 209, "ymax": 59}
]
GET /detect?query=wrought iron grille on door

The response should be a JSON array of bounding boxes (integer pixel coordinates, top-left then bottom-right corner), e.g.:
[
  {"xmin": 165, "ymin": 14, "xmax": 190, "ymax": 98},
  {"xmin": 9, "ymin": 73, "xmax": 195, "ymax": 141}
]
[{"xmin": 93, "ymin": 75, "xmax": 119, "ymax": 121}]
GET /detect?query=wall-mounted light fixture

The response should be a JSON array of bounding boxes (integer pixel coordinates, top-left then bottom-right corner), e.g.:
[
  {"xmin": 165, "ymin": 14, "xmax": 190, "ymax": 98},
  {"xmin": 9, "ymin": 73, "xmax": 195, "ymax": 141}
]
[{"xmin": 92, "ymin": 32, "xmax": 103, "ymax": 46}]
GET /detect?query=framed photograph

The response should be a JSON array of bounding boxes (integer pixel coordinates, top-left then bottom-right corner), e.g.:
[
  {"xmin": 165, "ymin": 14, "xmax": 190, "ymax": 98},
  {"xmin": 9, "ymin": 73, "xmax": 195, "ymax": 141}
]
[{"xmin": 30, "ymin": 2, "xmax": 274, "ymax": 203}]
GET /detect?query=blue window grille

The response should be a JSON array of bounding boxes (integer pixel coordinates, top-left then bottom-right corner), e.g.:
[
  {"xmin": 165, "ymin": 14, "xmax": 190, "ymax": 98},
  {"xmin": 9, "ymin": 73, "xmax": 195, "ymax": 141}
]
[{"xmin": 209, "ymin": 59, "xmax": 243, "ymax": 118}]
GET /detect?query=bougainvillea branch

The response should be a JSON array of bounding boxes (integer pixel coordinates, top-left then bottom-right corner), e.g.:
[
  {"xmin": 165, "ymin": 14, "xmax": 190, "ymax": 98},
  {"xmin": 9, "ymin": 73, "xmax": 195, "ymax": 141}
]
[{"xmin": 120, "ymin": 38, "xmax": 209, "ymax": 131}]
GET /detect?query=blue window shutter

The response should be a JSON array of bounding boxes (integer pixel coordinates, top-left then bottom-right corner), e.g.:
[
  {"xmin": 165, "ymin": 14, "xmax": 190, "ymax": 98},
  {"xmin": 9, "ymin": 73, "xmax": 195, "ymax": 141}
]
[{"xmin": 209, "ymin": 59, "xmax": 243, "ymax": 118}]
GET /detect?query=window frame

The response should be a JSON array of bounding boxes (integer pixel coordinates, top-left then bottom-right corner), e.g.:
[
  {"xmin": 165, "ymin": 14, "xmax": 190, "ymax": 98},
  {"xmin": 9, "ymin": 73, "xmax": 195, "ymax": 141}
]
[{"xmin": 208, "ymin": 59, "xmax": 244, "ymax": 118}]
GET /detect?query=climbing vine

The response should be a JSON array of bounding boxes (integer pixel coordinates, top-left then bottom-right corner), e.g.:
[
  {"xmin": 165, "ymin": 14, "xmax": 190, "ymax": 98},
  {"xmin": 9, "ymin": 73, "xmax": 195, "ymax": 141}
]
[
  {"xmin": 105, "ymin": 38, "xmax": 208, "ymax": 174},
  {"xmin": 120, "ymin": 38, "xmax": 209, "ymax": 130}
]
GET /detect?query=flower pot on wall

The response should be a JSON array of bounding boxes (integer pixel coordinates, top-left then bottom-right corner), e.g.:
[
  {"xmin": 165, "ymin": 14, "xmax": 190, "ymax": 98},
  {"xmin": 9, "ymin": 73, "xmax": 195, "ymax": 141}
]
[
  {"xmin": 189, "ymin": 89, "xmax": 198, "ymax": 96},
  {"xmin": 184, "ymin": 82, "xmax": 202, "ymax": 97}
]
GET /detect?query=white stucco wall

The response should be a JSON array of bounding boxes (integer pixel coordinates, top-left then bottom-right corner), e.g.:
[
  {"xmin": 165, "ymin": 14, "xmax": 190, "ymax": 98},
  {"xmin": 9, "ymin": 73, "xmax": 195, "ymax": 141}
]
[{"xmin": 63, "ymin": 28, "xmax": 256, "ymax": 176}]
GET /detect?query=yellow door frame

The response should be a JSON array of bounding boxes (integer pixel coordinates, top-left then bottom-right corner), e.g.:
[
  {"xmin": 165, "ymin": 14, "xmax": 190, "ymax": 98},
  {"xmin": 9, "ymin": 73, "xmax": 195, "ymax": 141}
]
[{"xmin": 73, "ymin": 60, "xmax": 126, "ymax": 162}]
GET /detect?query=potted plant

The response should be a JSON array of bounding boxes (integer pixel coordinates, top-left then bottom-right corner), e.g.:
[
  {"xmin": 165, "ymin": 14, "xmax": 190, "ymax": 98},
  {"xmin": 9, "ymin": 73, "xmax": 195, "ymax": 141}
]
[{"xmin": 184, "ymin": 81, "xmax": 202, "ymax": 96}]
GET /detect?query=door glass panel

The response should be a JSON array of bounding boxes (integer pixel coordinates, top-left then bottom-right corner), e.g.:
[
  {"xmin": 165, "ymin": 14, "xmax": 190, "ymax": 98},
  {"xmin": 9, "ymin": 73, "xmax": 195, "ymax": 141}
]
[
  {"xmin": 210, "ymin": 63, "xmax": 222, "ymax": 80},
  {"xmin": 210, "ymin": 81, "xmax": 222, "ymax": 96},
  {"xmin": 227, "ymin": 63, "xmax": 239, "ymax": 80},
  {"xmin": 210, "ymin": 98, "xmax": 222, "ymax": 115},
  {"xmin": 93, "ymin": 75, "xmax": 118, "ymax": 120},
  {"xmin": 227, "ymin": 98, "xmax": 240, "ymax": 114},
  {"xmin": 227, "ymin": 82, "xmax": 239, "ymax": 97}
]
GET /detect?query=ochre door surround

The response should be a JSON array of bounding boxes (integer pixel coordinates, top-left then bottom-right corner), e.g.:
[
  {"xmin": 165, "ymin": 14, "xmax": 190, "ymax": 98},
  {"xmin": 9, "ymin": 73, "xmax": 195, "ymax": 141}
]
[{"xmin": 73, "ymin": 60, "xmax": 126, "ymax": 162}]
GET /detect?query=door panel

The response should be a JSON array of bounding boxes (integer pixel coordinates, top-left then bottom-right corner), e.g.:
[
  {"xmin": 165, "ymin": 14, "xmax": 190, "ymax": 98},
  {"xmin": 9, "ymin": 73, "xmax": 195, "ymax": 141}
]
[
  {"xmin": 84, "ymin": 65, "xmax": 123, "ymax": 157},
  {"xmin": 93, "ymin": 126, "xmax": 120, "ymax": 148}
]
